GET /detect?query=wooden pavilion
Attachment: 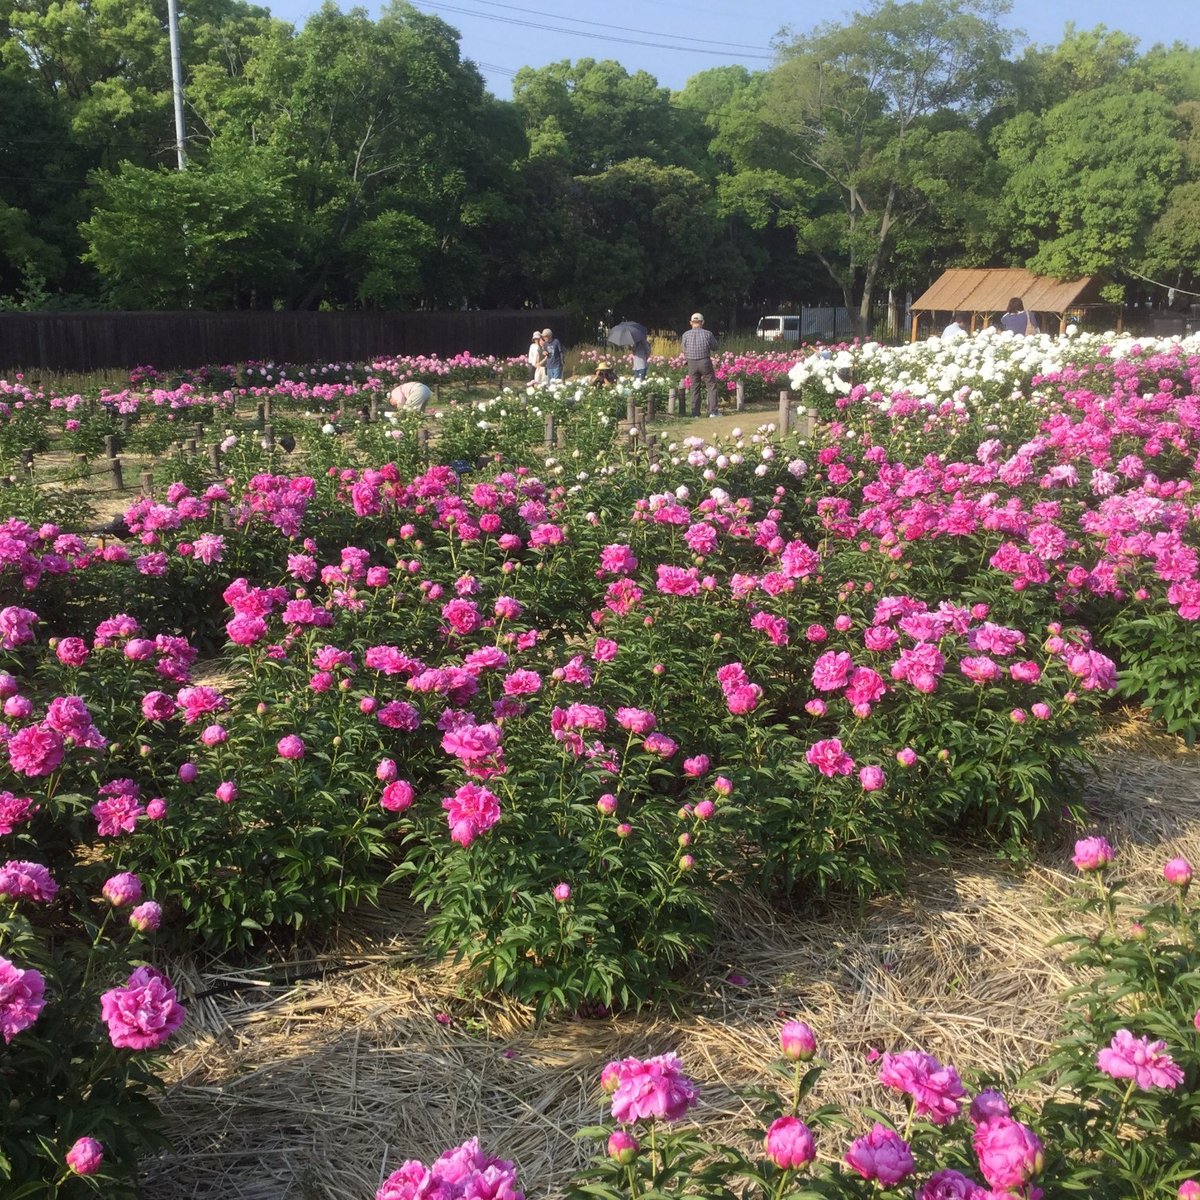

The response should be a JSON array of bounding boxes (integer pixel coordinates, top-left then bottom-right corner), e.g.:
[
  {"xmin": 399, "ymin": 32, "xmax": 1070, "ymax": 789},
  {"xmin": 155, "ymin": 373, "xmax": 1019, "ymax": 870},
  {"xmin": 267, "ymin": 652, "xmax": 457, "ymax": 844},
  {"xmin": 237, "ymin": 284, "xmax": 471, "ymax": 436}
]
[{"xmin": 908, "ymin": 268, "xmax": 1111, "ymax": 340}]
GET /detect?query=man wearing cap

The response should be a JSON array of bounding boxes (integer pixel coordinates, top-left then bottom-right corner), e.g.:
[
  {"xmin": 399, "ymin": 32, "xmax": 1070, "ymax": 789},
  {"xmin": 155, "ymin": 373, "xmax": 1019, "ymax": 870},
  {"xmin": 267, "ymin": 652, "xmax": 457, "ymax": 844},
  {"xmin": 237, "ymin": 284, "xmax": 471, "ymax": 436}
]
[
  {"xmin": 541, "ymin": 327, "xmax": 564, "ymax": 380},
  {"xmin": 681, "ymin": 312, "xmax": 719, "ymax": 417}
]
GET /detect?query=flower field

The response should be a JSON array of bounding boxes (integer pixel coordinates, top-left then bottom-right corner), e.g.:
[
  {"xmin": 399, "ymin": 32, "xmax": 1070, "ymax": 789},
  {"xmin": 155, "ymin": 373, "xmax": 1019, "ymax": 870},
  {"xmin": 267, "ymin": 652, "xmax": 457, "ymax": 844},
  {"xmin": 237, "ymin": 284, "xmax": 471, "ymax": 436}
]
[{"xmin": 3, "ymin": 329, "xmax": 1200, "ymax": 1197}]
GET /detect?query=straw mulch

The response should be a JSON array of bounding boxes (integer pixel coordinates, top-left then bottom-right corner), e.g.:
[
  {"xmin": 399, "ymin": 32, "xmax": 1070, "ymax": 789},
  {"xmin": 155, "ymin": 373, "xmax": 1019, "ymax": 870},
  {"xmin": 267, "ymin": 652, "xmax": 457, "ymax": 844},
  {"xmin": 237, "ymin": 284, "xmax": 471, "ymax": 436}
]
[{"xmin": 139, "ymin": 713, "xmax": 1200, "ymax": 1200}]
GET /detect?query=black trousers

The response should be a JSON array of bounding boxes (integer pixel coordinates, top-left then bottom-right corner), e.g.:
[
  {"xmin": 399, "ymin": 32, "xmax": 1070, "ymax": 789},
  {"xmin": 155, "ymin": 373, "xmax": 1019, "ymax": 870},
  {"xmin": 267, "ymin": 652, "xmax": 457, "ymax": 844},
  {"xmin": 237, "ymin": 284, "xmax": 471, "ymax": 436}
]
[{"xmin": 686, "ymin": 358, "xmax": 718, "ymax": 416}]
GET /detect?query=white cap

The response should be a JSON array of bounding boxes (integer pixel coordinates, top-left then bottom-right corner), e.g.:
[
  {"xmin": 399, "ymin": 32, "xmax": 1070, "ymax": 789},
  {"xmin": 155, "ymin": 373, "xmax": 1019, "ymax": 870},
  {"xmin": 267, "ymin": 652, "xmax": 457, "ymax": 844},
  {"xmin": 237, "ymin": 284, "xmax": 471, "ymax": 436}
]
[{"xmin": 690, "ymin": 312, "xmax": 704, "ymax": 323}]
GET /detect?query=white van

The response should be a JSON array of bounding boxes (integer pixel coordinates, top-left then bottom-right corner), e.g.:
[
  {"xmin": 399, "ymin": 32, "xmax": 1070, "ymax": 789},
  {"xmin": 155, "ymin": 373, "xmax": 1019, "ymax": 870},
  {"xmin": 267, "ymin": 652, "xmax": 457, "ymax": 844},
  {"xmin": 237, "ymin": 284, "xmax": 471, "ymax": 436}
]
[{"xmin": 756, "ymin": 315, "xmax": 801, "ymax": 342}]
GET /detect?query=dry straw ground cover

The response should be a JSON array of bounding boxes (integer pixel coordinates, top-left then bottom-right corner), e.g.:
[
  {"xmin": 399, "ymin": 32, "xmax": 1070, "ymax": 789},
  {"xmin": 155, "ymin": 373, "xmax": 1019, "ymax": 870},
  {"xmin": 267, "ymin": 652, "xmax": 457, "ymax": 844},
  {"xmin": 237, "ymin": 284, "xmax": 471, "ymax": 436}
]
[{"xmin": 141, "ymin": 713, "xmax": 1200, "ymax": 1200}]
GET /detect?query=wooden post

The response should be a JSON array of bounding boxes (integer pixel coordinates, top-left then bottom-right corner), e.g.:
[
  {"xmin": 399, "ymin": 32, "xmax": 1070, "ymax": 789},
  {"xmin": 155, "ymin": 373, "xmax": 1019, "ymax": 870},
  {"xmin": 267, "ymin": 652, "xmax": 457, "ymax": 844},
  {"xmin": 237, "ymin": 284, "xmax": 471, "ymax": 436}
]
[
  {"xmin": 544, "ymin": 413, "xmax": 556, "ymax": 449},
  {"xmin": 110, "ymin": 457, "xmax": 125, "ymax": 491},
  {"xmin": 370, "ymin": 395, "xmax": 379, "ymax": 420},
  {"xmin": 255, "ymin": 402, "xmax": 266, "ymax": 430},
  {"xmin": 645, "ymin": 392, "xmax": 656, "ymax": 421},
  {"xmin": 797, "ymin": 409, "xmax": 815, "ymax": 440},
  {"xmin": 418, "ymin": 428, "xmax": 430, "ymax": 460},
  {"xmin": 778, "ymin": 390, "xmax": 791, "ymax": 437},
  {"xmin": 195, "ymin": 422, "xmax": 205, "ymax": 441},
  {"xmin": 668, "ymin": 388, "xmax": 677, "ymax": 415},
  {"xmin": 263, "ymin": 424, "xmax": 275, "ymax": 450},
  {"xmin": 140, "ymin": 469, "xmax": 154, "ymax": 493},
  {"xmin": 910, "ymin": 313, "xmax": 920, "ymax": 343},
  {"xmin": 186, "ymin": 438, "xmax": 198, "ymax": 455},
  {"xmin": 647, "ymin": 433, "xmax": 660, "ymax": 466},
  {"xmin": 104, "ymin": 434, "xmax": 118, "ymax": 459},
  {"xmin": 626, "ymin": 397, "xmax": 637, "ymax": 426},
  {"xmin": 120, "ymin": 412, "xmax": 132, "ymax": 436},
  {"xmin": 76, "ymin": 453, "xmax": 88, "ymax": 475},
  {"xmin": 736, "ymin": 381, "xmax": 745, "ymax": 412},
  {"xmin": 18, "ymin": 448, "xmax": 33, "ymax": 479},
  {"xmin": 208, "ymin": 444, "xmax": 221, "ymax": 474},
  {"xmin": 263, "ymin": 396, "xmax": 272, "ymax": 420}
]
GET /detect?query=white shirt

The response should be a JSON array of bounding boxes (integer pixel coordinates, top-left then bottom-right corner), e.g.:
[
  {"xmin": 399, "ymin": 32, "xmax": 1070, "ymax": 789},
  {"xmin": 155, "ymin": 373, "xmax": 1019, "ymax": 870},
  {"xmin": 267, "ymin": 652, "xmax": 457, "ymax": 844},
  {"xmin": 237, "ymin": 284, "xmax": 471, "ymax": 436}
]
[
  {"xmin": 941, "ymin": 321, "xmax": 967, "ymax": 341},
  {"xmin": 528, "ymin": 340, "xmax": 542, "ymax": 366}
]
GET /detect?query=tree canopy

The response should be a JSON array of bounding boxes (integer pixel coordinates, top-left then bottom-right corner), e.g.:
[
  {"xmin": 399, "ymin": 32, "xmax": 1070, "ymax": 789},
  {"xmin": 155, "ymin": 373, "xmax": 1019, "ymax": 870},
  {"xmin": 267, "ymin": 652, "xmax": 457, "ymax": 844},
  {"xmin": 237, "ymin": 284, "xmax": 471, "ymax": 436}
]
[{"xmin": 3, "ymin": 0, "xmax": 1200, "ymax": 324}]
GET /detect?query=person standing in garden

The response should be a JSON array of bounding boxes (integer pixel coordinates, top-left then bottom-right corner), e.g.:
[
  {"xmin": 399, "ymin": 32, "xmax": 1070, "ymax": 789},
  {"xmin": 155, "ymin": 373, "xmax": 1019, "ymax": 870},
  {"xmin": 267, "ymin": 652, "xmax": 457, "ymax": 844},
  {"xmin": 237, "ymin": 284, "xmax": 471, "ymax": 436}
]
[
  {"xmin": 631, "ymin": 331, "xmax": 651, "ymax": 380},
  {"xmin": 681, "ymin": 312, "xmax": 719, "ymax": 417},
  {"xmin": 527, "ymin": 331, "xmax": 546, "ymax": 384},
  {"xmin": 999, "ymin": 298, "xmax": 1039, "ymax": 335},
  {"xmin": 541, "ymin": 328, "xmax": 564, "ymax": 380}
]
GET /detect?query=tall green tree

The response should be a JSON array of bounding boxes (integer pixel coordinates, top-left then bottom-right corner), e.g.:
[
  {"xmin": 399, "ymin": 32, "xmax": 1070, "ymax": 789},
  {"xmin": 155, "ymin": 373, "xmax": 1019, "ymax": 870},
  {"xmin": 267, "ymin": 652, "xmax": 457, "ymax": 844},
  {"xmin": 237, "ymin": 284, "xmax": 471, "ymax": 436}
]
[{"xmin": 752, "ymin": 0, "xmax": 1013, "ymax": 329}]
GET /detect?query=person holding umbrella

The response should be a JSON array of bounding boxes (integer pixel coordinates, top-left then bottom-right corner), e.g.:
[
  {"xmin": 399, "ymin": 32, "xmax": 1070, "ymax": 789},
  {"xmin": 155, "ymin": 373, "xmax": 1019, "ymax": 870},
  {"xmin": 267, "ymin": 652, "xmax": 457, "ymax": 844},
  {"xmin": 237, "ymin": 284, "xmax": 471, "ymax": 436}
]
[
  {"xmin": 607, "ymin": 320, "xmax": 651, "ymax": 379},
  {"xmin": 681, "ymin": 312, "xmax": 719, "ymax": 417}
]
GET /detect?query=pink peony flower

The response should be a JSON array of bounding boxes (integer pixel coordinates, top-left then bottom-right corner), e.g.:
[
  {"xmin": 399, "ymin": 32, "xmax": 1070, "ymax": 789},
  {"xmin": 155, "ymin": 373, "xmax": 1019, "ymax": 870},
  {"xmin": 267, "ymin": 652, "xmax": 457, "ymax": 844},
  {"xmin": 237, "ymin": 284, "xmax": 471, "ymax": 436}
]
[
  {"xmin": 1179, "ymin": 1182, "xmax": 1200, "ymax": 1199},
  {"xmin": 65, "ymin": 1136, "xmax": 104, "ymax": 1176},
  {"xmin": 878, "ymin": 1049, "xmax": 966, "ymax": 1124},
  {"xmin": 1072, "ymin": 836, "xmax": 1114, "ymax": 872},
  {"xmin": 859, "ymin": 765, "xmax": 886, "ymax": 791},
  {"xmin": 896, "ymin": 746, "xmax": 918, "ymax": 767},
  {"xmin": 0, "ymin": 792, "xmax": 36, "ymax": 835},
  {"xmin": 780, "ymin": 1020, "xmax": 817, "ymax": 1062},
  {"xmin": 0, "ymin": 859, "xmax": 58, "ymax": 903},
  {"xmin": 806, "ymin": 737, "xmax": 855, "ymax": 778},
  {"xmin": 608, "ymin": 1052, "xmax": 699, "ymax": 1123},
  {"xmin": 1164, "ymin": 858, "xmax": 1193, "ymax": 887},
  {"xmin": 100, "ymin": 966, "xmax": 186, "ymax": 1050},
  {"xmin": 1096, "ymin": 1029, "xmax": 1185, "ymax": 1090},
  {"xmin": 764, "ymin": 1115, "xmax": 815, "ymax": 1170},
  {"xmin": 969, "ymin": 1089, "xmax": 1010, "ymax": 1126},
  {"xmin": 682, "ymin": 754, "xmax": 710, "ymax": 777},
  {"xmin": 916, "ymin": 1168, "xmax": 981, "ymax": 1199},
  {"xmin": 972, "ymin": 1117, "xmax": 1043, "ymax": 1190},
  {"xmin": 102, "ymin": 872, "xmax": 143, "ymax": 907},
  {"xmin": 129, "ymin": 901, "xmax": 163, "ymax": 932},
  {"xmin": 607, "ymin": 1130, "xmax": 638, "ymax": 1164},
  {"xmin": 276, "ymin": 734, "xmax": 305, "ymax": 760},
  {"xmin": 7, "ymin": 723, "xmax": 65, "ymax": 777},
  {"xmin": 553, "ymin": 883, "xmax": 572, "ymax": 902},
  {"xmin": 844, "ymin": 1124, "xmax": 914, "ymax": 1187},
  {"xmin": 0, "ymin": 955, "xmax": 47, "ymax": 1042},
  {"xmin": 442, "ymin": 783, "xmax": 501, "ymax": 847},
  {"xmin": 381, "ymin": 780, "xmax": 415, "ymax": 813}
]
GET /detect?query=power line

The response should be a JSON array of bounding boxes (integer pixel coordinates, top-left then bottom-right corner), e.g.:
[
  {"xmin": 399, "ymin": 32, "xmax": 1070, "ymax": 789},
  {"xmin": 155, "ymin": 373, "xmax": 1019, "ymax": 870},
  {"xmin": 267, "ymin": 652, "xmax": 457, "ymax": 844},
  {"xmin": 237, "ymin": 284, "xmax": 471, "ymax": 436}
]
[
  {"xmin": 411, "ymin": 0, "xmax": 776, "ymax": 59},
  {"xmin": 456, "ymin": 0, "xmax": 773, "ymax": 53}
]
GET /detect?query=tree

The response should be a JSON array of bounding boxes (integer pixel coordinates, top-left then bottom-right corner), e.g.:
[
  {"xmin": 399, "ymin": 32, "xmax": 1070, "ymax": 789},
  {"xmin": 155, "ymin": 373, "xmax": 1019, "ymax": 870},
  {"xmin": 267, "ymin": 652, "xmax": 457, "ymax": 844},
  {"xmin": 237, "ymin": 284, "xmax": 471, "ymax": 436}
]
[
  {"xmin": 81, "ymin": 148, "xmax": 297, "ymax": 307},
  {"xmin": 994, "ymin": 87, "xmax": 1183, "ymax": 284},
  {"xmin": 758, "ymin": 0, "xmax": 1013, "ymax": 329}
]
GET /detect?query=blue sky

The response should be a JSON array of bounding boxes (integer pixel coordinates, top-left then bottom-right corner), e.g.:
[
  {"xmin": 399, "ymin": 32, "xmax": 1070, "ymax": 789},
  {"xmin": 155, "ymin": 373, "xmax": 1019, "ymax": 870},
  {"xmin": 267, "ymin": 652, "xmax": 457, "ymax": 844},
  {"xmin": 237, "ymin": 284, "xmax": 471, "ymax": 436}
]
[{"xmin": 261, "ymin": 0, "xmax": 1200, "ymax": 97}]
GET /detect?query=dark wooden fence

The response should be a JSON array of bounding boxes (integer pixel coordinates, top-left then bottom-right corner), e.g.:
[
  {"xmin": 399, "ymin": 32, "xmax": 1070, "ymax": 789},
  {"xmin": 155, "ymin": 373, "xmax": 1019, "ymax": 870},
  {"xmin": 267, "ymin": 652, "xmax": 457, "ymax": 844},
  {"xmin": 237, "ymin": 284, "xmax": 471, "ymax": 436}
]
[{"xmin": 0, "ymin": 310, "xmax": 575, "ymax": 372}]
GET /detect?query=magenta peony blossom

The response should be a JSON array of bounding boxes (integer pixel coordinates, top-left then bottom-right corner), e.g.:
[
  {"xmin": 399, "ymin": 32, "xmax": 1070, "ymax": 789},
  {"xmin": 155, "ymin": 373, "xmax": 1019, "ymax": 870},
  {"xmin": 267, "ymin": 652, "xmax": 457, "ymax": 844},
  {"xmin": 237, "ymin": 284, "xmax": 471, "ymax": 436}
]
[
  {"xmin": 764, "ymin": 1116, "xmax": 815, "ymax": 1170},
  {"xmin": 859, "ymin": 764, "xmax": 886, "ymax": 791},
  {"xmin": 780, "ymin": 1019, "xmax": 817, "ymax": 1062},
  {"xmin": 1096, "ymin": 1029, "xmax": 1185, "ymax": 1090},
  {"xmin": 276, "ymin": 734, "xmax": 305, "ymax": 760},
  {"xmin": 1179, "ymin": 1182, "xmax": 1200, "ymax": 1199},
  {"xmin": 0, "ymin": 792, "xmax": 36, "ymax": 835},
  {"xmin": 607, "ymin": 1052, "xmax": 699, "ymax": 1123},
  {"xmin": 972, "ymin": 1117, "xmax": 1043, "ymax": 1190},
  {"xmin": 1072, "ymin": 836, "xmax": 1114, "ymax": 872},
  {"xmin": 806, "ymin": 737, "xmax": 855, "ymax": 778},
  {"xmin": 1164, "ymin": 858, "xmax": 1193, "ymax": 887},
  {"xmin": 607, "ymin": 1130, "xmax": 639, "ymax": 1164},
  {"xmin": 615, "ymin": 707, "xmax": 657, "ymax": 734},
  {"xmin": 0, "ymin": 955, "xmax": 46, "ymax": 1042},
  {"xmin": 896, "ymin": 746, "xmax": 918, "ymax": 767},
  {"xmin": 442, "ymin": 783, "xmax": 501, "ymax": 847},
  {"xmin": 100, "ymin": 965, "xmax": 186, "ymax": 1050},
  {"xmin": 844, "ymin": 1124, "xmax": 915, "ymax": 1186},
  {"xmin": 553, "ymin": 882, "xmax": 572, "ymax": 902},
  {"xmin": 916, "ymin": 1168, "xmax": 981, "ymax": 1199},
  {"xmin": 878, "ymin": 1049, "xmax": 966, "ymax": 1124},
  {"xmin": 65, "ymin": 1136, "xmax": 104, "ymax": 1176},
  {"xmin": 0, "ymin": 859, "xmax": 58, "ymax": 903},
  {"xmin": 129, "ymin": 901, "xmax": 163, "ymax": 932},
  {"xmin": 969, "ymin": 1089, "xmax": 1011, "ymax": 1126},
  {"xmin": 381, "ymin": 780, "xmax": 415, "ymax": 813},
  {"xmin": 102, "ymin": 872, "xmax": 143, "ymax": 907},
  {"xmin": 7, "ymin": 723, "xmax": 65, "ymax": 777}
]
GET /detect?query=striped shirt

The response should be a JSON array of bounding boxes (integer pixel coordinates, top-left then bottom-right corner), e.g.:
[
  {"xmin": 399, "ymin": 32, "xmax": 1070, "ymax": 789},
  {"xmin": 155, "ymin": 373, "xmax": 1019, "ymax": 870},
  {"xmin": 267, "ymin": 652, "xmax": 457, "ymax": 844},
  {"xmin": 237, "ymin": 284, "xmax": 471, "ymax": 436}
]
[{"xmin": 681, "ymin": 326, "xmax": 718, "ymax": 360}]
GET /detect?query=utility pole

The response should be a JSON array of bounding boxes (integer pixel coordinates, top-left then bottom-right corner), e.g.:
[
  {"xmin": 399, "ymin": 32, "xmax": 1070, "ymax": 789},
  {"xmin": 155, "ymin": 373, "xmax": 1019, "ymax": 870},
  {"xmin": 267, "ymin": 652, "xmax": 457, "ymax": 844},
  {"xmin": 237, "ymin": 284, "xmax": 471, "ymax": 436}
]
[{"xmin": 166, "ymin": 0, "xmax": 187, "ymax": 169}]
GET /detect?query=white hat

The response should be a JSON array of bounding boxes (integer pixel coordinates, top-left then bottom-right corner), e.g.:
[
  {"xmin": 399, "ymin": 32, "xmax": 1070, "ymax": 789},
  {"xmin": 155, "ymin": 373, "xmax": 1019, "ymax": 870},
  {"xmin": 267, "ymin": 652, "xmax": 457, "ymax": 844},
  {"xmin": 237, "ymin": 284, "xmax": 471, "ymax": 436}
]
[
  {"xmin": 690, "ymin": 312, "xmax": 704, "ymax": 323},
  {"xmin": 541, "ymin": 327, "xmax": 553, "ymax": 337},
  {"xmin": 532, "ymin": 331, "xmax": 542, "ymax": 339}
]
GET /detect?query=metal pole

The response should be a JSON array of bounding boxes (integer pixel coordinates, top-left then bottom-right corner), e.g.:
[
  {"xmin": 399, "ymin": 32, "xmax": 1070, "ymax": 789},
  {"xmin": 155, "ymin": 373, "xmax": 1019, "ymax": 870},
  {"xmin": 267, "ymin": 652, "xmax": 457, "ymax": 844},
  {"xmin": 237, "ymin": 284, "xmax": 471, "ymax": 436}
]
[{"xmin": 166, "ymin": 0, "xmax": 187, "ymax": 169}]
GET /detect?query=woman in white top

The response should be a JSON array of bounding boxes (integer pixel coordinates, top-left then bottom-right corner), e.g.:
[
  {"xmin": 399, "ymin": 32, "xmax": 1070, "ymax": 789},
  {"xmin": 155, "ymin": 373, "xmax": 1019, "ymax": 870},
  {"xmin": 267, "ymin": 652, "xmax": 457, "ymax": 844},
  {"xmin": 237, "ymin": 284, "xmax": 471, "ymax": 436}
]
[{"xmin": 528, "ymin": 332, "xmax": 547, "ymax": 384}]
